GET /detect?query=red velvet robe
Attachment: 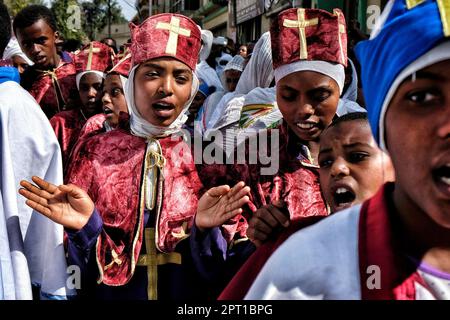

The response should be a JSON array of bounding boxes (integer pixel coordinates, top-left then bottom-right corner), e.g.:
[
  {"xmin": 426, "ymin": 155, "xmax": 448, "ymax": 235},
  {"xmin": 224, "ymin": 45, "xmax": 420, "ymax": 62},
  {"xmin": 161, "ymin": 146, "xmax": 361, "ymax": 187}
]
[
  {"xmin": 199, "ymin": 123, "xmax": 328, "ymax": 242},
  {"xmin": 65, "ymin": 120, "xmax": 205, "ymax": 286},
  {"xmin": 50, "ymin": 109, "xmax": 86, "ymax": 169},
  {"xmin": 20, "ymin": 52, "xmax": 78, "ymax": 119}
]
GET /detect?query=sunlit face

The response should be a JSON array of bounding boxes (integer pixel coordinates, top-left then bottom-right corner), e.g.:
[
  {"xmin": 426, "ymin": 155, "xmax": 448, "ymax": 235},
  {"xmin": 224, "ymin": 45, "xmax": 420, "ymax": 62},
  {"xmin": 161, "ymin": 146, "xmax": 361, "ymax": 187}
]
[
  {"xmin": 319, "ymin": 119, "xmax": 394, "ymax": 212},
  {"xmin": 102, "ymin": 74, "xmax": 128, "ymax": 126},
  {"xmin": 277, "ymin": 71, "xmax": 340, "ymax": 142},
  {"xmin": 16, "ymin": 19, "xmax": 59, "ymax": 69},
  {"xmin": 385, "ymin": 59, "xmax": 450, "ymax": 228},
  {"xmin": 224, "ymin": 69, "xmax": 241, "ymax": 92},
  {"xmin": 78, "ymin": 73, "xmax": 103, "ymax": 118},
  {"xmin": 133, "ymin": 57, "xmax": 193, "ymax": 127}
]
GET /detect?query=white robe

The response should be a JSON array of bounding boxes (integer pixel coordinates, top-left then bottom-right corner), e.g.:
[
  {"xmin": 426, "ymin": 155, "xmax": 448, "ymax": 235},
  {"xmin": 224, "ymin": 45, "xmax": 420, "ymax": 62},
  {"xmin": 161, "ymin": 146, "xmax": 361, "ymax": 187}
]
[
  {"xmin": 245, "ymin": 205, "xmax": 362, "ymax": 300},
  {"xmin": 0, "ymin": 81, "xmax": 74, "ymax": 299}
]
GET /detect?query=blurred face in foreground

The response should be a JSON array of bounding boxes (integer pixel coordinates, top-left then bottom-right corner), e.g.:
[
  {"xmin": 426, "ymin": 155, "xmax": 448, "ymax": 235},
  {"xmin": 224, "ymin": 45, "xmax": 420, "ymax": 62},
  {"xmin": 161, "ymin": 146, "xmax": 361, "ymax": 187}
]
[{"xmin": 385, "ymin": 59, "xmax": 450, "ymax": 228}]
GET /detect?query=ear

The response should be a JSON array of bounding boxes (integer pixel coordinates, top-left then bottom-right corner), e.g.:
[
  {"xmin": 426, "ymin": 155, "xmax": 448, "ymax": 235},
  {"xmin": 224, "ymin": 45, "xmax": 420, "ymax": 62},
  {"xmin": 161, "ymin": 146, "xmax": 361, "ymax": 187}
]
[{"xmin": 55, "ymin": 31, "xmax": 60, "ymax": 40}]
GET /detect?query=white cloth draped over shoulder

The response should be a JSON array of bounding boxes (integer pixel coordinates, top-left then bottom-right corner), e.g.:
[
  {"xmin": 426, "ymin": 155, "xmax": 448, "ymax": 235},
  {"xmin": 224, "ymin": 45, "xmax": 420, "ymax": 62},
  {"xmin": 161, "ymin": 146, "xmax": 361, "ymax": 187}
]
[
  {"xmin": 0, "ymin": 81, "xmax": 74, "ymax": 300},
  {"xmin": 245, "ymin": 205, "xmax": 362, "ymax": 300},
  {"xmin": 204, "ymin": 32, "xmax": 274, "ymax": 133}
]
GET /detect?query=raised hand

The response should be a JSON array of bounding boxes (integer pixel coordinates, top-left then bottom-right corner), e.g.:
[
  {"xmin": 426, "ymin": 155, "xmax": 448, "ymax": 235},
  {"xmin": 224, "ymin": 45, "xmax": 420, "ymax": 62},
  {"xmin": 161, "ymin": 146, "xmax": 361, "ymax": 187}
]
[
  {"xmin": 246, "ymin": 200, "xmax": 290, "ymax": 247},
  {"xmin": 19, "ymin": 176, "xmax": 94, "ymax": 231},
  {"xmin": 195, "ymin": 181, "xmax": 251, "ymax": 232}
]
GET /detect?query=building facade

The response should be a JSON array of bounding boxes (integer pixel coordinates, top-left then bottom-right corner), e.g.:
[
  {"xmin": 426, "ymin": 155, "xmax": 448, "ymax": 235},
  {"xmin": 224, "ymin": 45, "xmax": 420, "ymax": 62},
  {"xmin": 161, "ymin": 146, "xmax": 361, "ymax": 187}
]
[{"xmin": 133, "ymin": 0, "xmax": 389, "ymax": 46}]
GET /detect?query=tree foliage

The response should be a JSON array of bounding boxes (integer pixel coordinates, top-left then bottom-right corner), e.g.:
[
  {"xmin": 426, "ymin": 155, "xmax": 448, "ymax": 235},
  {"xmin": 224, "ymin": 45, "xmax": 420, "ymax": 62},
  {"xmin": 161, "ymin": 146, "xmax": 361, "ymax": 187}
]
[
  {"xmin": 6, "ymin": 0, "xmax": 46, "ymax": 16},
  {"xmin": 51, "ymin": 0, "xmax": 86, "ymax": 42},
  {"xmin": 81, "ymin": 0, "xmax": 126, "ymax": 40},
  {"xmin": 50, "ymin": 0, "xmax": 126, "ymax": 42}
]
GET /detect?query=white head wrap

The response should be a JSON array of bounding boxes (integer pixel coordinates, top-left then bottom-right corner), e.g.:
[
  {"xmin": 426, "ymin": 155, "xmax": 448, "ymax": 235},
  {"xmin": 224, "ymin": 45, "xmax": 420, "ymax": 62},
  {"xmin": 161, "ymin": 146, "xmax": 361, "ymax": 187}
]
[
  {"xmin": 199, "ymin": 29, "xmax": 213, "ymax": 62},
  {"xmin": 274, "ymin": 60, "xmax": 345, "ymax": 94},
  {"xmin": 125, "ymin": 63, "xmax": 199, "ymax": 138},
  {"xmin": 234, "ymin": 32, "xmax": 274, "ymax": 95},
  {"xmin": 220, "ymin": 55, "xmax": 245, "ymax": 90},
  {"xmin": 215, "ymin": 53, "xmax": 232, "ymax": 78},
  {"xmin": 2, "ymin": 38, "xmax": 34, "ymax": 66},
  {"xmin": 196, "ymin": 60, "xmax": 223, "ymax": 92},
  {"xmin": 342, "ymin": 58, "xmax": 358, "ymax": 102},
  {"xmin": 378, "ymin": 40, "xmax": 450, "ymax": 151},
  {"xmin": 76, "ymin": 70, "xmax": 105, "ymax": 90},
  {"xmin": 205, "ymin": 32, "xmax": 274, "ymax": 131}
]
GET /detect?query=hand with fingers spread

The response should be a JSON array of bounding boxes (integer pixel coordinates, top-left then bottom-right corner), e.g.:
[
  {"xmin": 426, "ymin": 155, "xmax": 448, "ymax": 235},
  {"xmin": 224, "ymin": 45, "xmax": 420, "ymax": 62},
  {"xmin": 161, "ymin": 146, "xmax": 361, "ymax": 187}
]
[
  {"xmin": 19, "ymin": 176, "xmax": 95, "ymax": 231},
  {"xmin": 246, "ymin": 200, "xmax": 290, "ymax": 247},
  {"xmin": 195, "ymin": 181, "xmax": 251, "ymax": 232}
]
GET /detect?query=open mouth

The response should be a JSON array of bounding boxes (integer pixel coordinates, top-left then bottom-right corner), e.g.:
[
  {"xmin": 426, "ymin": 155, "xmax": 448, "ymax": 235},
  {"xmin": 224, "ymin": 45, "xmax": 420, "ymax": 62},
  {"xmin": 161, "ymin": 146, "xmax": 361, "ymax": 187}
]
[
  {"xmin": 433, "ymin": 165, "xmax": 450, "ymax": 186},
  {"xmin": 153, "ymin": 102, "xmax": 175, "ymax": 118},
  {"xmin": 332, "ymin": 186, "xmax": 356, "ymax": 211},
  {"xmin": 296, "ymin": 122, "xmax": 320, "ymax": 134},
  {"xmin": 103, "ymin": 107, "xmax": 113, "ymax": 115}
]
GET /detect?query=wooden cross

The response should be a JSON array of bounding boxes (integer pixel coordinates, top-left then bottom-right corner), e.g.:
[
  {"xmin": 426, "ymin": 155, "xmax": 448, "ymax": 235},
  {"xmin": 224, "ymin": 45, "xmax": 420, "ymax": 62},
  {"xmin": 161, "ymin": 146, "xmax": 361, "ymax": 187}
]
[
  {"xmin": 156, "ymin": 16, "xmax": 191, "ymax": 55},
  {"xmin": 283, "ymin": 8, "xmax": 319, "ymax": 59},
  {"xmin": 83, "ymin": 42, "xmax": 101, "ymax": 70},
  {"xmin": 137, "ymin": 228, "xmax": 182, "ymax": 300},
  {"xmin": 334, "ymin": 9, "xmax": 347, "ymax": 65}
]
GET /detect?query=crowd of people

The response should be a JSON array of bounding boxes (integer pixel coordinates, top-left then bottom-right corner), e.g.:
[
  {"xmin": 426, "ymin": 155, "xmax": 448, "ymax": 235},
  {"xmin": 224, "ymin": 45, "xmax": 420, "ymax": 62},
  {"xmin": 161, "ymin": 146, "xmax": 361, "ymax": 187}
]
[{"xmin": 1, "ymin": 0, "xmax": 450, "ymax": 300}]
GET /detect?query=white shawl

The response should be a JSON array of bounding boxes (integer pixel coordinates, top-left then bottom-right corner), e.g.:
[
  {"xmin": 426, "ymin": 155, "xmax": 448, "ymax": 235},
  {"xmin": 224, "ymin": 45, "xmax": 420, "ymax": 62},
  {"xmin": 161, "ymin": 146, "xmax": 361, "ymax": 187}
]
[{"xmin": 0, "ymin": 81, "xmax": 74, "ymax": 299}]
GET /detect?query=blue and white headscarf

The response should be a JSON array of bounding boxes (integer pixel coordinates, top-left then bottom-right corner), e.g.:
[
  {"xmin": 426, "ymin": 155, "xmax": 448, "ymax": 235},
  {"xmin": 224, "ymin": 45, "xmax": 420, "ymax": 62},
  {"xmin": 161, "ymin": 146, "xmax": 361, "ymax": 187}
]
[{"xmin": 355, "ymin": 0, "xmax": 450, "ymax": 150}]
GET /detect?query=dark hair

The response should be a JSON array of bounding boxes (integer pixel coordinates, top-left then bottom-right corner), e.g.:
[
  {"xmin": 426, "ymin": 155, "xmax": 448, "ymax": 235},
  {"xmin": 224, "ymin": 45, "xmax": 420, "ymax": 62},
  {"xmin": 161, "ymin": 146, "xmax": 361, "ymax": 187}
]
[
  {"xmin": 63, "ymin": 38, "xmax": 82, "ymax": 52},
  {"xmin": 0, "ymin": 2, "xmax": 11, "ymax": 55},
  {"xmin": 13, "ymin": 5, "xmax": 57, "ymax": 35},
  {"xmin": 329, "ymin": 112, "xmax": 368, "ymax": 129},
  {"xmin": 101, "ymin": 37, "xmax": 118, "ymax": 54}
]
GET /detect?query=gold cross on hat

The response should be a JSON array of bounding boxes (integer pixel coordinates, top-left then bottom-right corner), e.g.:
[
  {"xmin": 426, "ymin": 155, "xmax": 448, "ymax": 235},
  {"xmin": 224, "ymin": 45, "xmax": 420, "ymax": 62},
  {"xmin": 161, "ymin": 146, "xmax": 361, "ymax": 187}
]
[
  {"xmin": 283, "ymin": 8, "xmax": 319, "ymax": 59},
  {"xmin": 83, "ymin": 42, "xmax": 101, "ymax": 70},
  {"xmin": 156, "ymin": 16, "xmax": 191, "ymax": 55}
]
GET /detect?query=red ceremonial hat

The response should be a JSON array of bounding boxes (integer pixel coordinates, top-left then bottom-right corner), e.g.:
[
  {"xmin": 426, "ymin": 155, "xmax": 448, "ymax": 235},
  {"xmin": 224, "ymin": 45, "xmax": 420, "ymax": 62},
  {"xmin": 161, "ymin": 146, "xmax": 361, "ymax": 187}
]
[
  {"xmin": 271, "ymin": 8, "xmax": 348, "ymax": 69},
  {"xmin": 129, "ymin": 13, "xmax": 201, "ymax": 71},
  {"xmin": 75, "ymin": 41, "xmax": 114, "ymax": 73},
  {"xmin": 109, "ymin": 45, "xmax": 132, "ymax": 77}
]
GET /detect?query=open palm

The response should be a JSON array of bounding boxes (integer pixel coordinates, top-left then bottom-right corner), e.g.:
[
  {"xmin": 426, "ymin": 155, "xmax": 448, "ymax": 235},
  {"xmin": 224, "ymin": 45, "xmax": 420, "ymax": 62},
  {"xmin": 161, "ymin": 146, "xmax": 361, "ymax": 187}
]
[
  {"xmin": 19, "ymin": 176, "xmax": 94, "ymax": 231},
  {"xmin": 195, "ymin": 181, "xmax": 251, "ymax": 232}
]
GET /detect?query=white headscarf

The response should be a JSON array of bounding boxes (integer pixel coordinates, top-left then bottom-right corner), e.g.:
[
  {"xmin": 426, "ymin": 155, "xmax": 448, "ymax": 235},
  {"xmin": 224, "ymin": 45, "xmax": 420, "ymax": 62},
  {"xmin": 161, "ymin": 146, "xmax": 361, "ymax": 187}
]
[
  {"xmin": 196, "ymin": 60, "xmax": 223, "ymax": 92},
  {"xmin": 206, "ymin": 32, "xmax": 274, "ymax": 131},
  {"xmin": 199, "ymin": 29, "xmax": 213, "ymax": 62},
  {"xmin": 274, "ymin": 60, "xmax": 345, "ymax": 94},
  {"xmin": 0, "ymin": 81, "xmax": 74, "ymax": 299},
  {"xmin": 215, "ymin": 53, "xmax": 232, "ymax": 78},
  {"xmin": 234, "ymin": 32, "xmax": 273, "ymax": 95},
  {"xmin": 2, "ymin": 38, "xmax": 34, "ymax": 66},
  {"xmin": 125, "ymin": 62, "xmax": 199, "ymax": 139},
  {"xmin": 342, "ymin": 58, "xmax": 358, "ymax": 102},
  {"xmin": 378, "ymin": 40, "xmax": 450, "ymax": 151},
  {"xmin": 76, "ymin": 70, "xmax": 105, "ymax": 90},
  {"xmin": 220, "ymin": 55, "xmax": 246, "ymax": 90}
]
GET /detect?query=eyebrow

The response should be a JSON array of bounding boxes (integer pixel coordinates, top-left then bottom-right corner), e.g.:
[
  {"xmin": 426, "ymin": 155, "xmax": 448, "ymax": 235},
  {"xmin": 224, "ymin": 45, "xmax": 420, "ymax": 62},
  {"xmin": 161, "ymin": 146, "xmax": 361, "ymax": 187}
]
[
  {"xmin": 141, "ymin": 62, "xmax": 191, "ymax": 74},
  {"xmin": 319, "ymin": 142, "xmax": 373, "ymax": 155},
  {"xmin": 407, "ymin": 70, "xmax": 449, "ymax": 82}
]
